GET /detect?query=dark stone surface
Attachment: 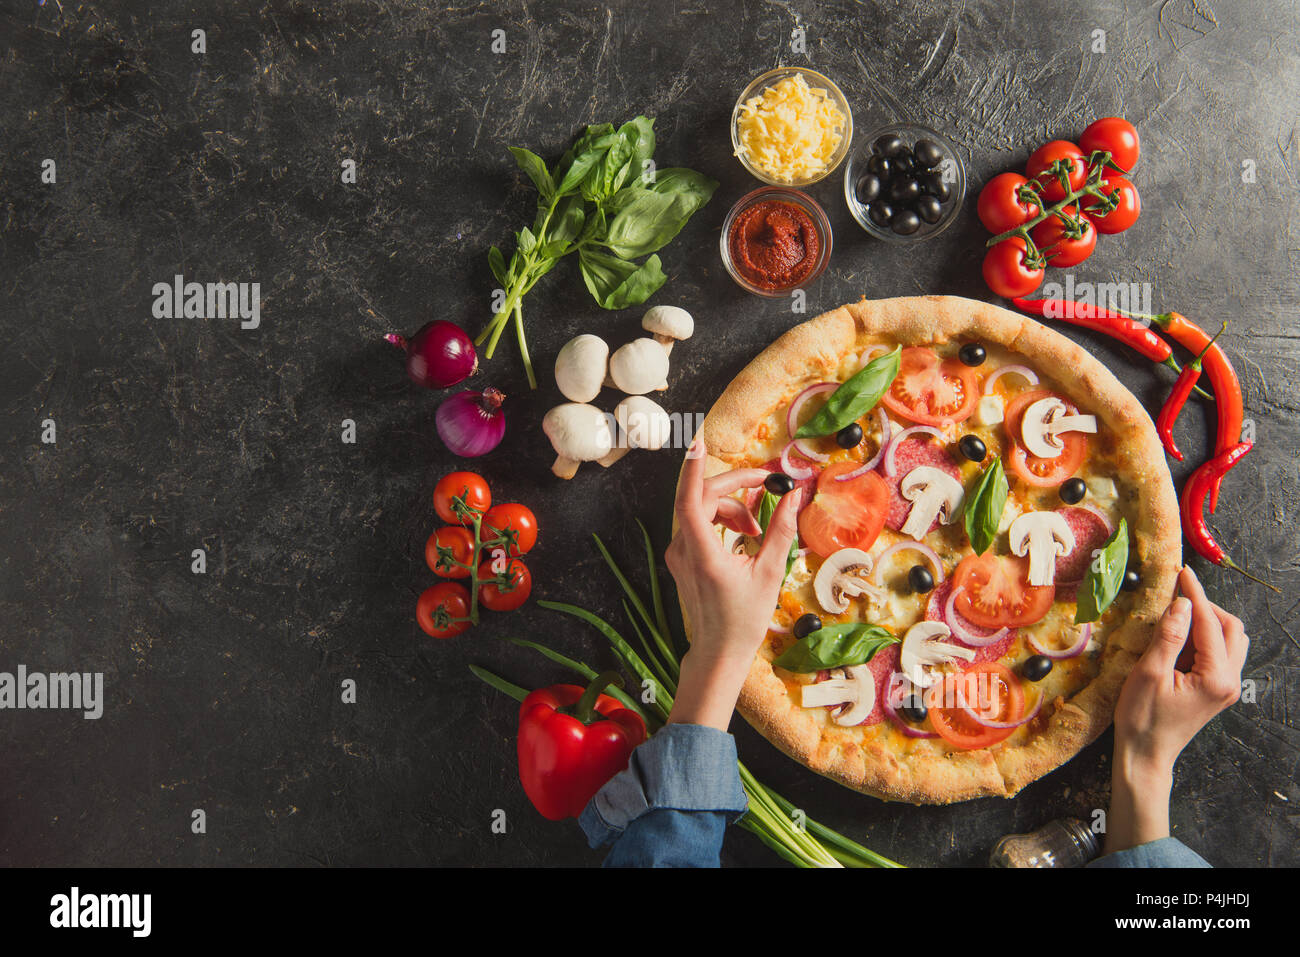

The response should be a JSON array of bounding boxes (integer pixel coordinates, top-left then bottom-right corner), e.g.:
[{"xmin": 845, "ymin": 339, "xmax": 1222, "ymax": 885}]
[{"xmin": 1, "ymin": 0, "xmax": 1296, "ymax": 867}]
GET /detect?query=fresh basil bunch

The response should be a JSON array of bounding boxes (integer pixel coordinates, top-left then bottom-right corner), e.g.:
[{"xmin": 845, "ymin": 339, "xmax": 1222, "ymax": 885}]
[
  {"xmin": 774, "ymin": 623, "xmax": 898, "ymax": 673},
  {"xmin": 479, "ymin": 116, "xmax": 718, "ymax": 387},
  {"xmin": 1076, "ymin": 518, "xmax": 1130, "ymax": 623}
]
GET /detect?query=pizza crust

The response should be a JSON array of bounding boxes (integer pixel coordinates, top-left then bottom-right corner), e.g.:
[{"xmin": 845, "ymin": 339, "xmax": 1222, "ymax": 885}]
[{"xmin": 680, "ymin": 296, "xmax": 1182, "ymax": 804}]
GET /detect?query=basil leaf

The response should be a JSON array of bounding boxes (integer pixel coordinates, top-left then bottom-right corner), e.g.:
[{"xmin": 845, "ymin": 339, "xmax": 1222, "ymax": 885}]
[
  {"xmin": 757, "ymin": 490, "xmax": 798, "ymax": 582},
  {"xmin": 577, "ymin": 249, "xmax": 666, "ymax": 309},
  {"xmin": 602, "ymin": 189, "xmax": 691, "ymax": 259},
  {"xmin": 556, "ymin": 132, "xmax": 617, "ymax": 196},
  {"xmin": 545, "ymin": 194, "xmax": 586, "ymax": 250},
  {"xmin": 963, "ymin": 459, "xmax": 1008, "ymax": 555},
  {"xmin": 507, "ymin": 147, "xmax": 555, "ymax": 202},
  {"xmin": 773, "ymin": 623, "xmax": 898, "ymax": 673},
  {"xmin": 794, "ymin": 347, "xmax": 902, "ymax": 439},
  {"xmin": 619, "ymin": 116, "xmax": 656, "ymax": 183},
  {"xmin": 487, "ymin": 246, "xmax": 509, "ymax": 285},
  {"xmin": 647, "ymin": 167, "xmax": 719, "ymax": 204},
  {"xmin": 1075, "ymin": 518, "xmax": 1129, "ymax": 624},
  {"xmin": 517, "ymin": 226, "xmax": 536, "ymax": 254}
]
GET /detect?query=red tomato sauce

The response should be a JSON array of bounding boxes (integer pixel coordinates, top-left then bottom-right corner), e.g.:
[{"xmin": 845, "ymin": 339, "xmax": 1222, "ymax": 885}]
[{"xmin": 728, "ymin": 199, "xmax": 820, "ymax": 290}]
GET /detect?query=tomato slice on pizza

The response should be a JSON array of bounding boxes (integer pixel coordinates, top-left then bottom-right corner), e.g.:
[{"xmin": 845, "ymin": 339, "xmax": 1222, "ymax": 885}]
[
  {"xmin": 797, "ymin": 462, "xmax": 888, "ymax": 558},
  {"xmin": 952, "ymin": 553, "xmax": 1055, "ymax": 628},
  {"xmin": 1004, "ymin": 389, "xmax": 1088, "ymax": 487},
  {"xmin": 881, "ymin": 346, "xmax": 980, "ymax": 425}
]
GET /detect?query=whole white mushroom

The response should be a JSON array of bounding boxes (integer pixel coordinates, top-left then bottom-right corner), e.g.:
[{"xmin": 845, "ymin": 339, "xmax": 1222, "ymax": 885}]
[
  {"xmin": 543, "ymin": 403, "xmax": 614, "ymax": 479},
  {"xmin": 599, "ymin": 395, "xmax": 673, "ymax": 467},
  {"xmin": 641, "ymin": 306, "xmax": 694, "ymax": 355},
  {"xmin": 553, "ymin": 334, "xmax": 609, "ymax": 403},
  {"xmin": 608, "ymin": 337, "xmax": 669, "ymax": 394}
]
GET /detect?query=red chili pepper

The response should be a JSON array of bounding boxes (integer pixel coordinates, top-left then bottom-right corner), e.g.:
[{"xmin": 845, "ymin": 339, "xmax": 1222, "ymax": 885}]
[
  {"xmin": 1179, "ymin": 442, "xmax": 1278, "ymax": 591},
  {"xmin": 1148, "ymin": 312, "xmax": 1243, "ymax": 513},
  {"xmin": 1011, "ymin": 298, "xmax": 1213, "ymax": 400},
  {"xmin": 516, "ymin": 671, "xmax": 647, "ymax": 821},
  {"xmin": 1155, "ymin": 323, "xmax": 1226, "ymax": 462}
]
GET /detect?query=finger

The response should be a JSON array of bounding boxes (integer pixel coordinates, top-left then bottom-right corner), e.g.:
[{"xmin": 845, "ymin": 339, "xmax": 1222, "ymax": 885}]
[
  {"xmin": 1178, "ymin": 566, "xmax": 1229, "ymax": 676},
  {"xmin": 1142, "ymin": 595, "xmax": 1192, "ymax": 675},
  {"xmin": 715, "ymin": 496, "xmax": 762, "ymax": 537},
  {"xmin": 1210, "ymin": 604, "xmax": 1249, "ymax": 675},
  {"xmin": 673, "ymin": 436, "xmax": 712, "ymax": 541},
  {"xmin": 702, "ymin": 468, "xmax": 770, "ymax": 500},
  {"xmin": 754, "ymin": 489, "xmax": 802, "ymax": 581}
]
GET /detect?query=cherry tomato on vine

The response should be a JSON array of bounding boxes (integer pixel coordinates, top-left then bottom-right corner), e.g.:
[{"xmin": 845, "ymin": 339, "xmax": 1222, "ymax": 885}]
[
  {"xmin": 477, "ymin": 557, "xmax": 532, "ymax": 612},
  {"xmin": 425, "ymin": 525, "xmax": 475, "ymax": 578},
  {"xmin": 1086, "ymin": 175, "xmax": 1141, "ymax": 234},
  {"xmin": 1030, "ymin": 206, "xmax": 1097, "ymax": 267},
  {"xmin": 1079, "ymin": 117, "xmax": 1140, "ymax": 172},
  {"xmin": 482, "ymin": 503, "xmax": 538, "ymax": 556},
  {"xmin": 977, "ymin": 172, "xmax": 1042, "ymax": 234},
  {"xmin": 416, "ymin": 582, "xmax": 472, "ymax": 638},
  {"xmin": 433, "ymin": 471, "xmax": 491, "ymax": 525},
  {"xmin": 1025, "ymin": 141, "xmax": 1087, "ymax": 203},
  {"xmin": 982, "ymin": 238, "xmax": 1044, "ymax": 299}
]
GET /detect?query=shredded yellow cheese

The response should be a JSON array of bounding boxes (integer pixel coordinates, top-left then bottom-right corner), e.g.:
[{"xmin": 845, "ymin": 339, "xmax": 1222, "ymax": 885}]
[{"xmin": 736, "ymin": 74, "xmax": 845, "ymax": 183}]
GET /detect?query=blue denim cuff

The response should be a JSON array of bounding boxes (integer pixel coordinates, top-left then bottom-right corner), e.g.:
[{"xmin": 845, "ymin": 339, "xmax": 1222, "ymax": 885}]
[
  {"xmin": 579, "ymin": 724, "xmax": 748, "ymax": 848},
  {"xmin": 1087, "ymin": 837, "xmax": 1212, "ymax": 868}
]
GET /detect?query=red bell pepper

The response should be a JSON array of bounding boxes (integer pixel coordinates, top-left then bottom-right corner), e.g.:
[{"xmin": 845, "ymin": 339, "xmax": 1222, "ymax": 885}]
[{"xmin": 517, "ymin": 671, "xmax": 647, "ymax": 821}]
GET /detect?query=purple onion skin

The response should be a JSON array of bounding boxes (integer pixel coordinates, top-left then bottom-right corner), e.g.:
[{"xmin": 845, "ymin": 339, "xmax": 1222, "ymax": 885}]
[
  {"xmin": 435, "ymin": 388, "xmax": 505, "ymax": 458},
  {"xmin": 390, "ymin": 320, "xmax": 477, "ymax": 388}
]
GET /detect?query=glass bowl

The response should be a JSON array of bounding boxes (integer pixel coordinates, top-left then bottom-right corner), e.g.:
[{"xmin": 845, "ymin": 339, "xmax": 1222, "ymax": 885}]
[
  {"xmin": 719, "ymin": 186, "xmax": 832, "ymax": 298},
  {"xmin": 843, "ymin": 122, "xmax": 966, "ymax": 243},
  {"xmin": 731, "ymin": 67, "xmax": 853, "ymax": 187}
]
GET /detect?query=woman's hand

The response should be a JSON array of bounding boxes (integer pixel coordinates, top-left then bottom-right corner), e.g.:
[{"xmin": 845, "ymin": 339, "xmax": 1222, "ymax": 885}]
[
  {"xmin": 664, "ymin": 438, "xmax": 800, "ymax": 730},
  {"xmin": 1105, "ymin": 565, "xmax": 1248, "ymax": 853}
]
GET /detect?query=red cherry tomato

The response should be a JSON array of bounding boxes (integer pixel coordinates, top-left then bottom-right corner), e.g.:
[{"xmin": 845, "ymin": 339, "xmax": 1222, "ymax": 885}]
[
  {"xmin": 483, "ymin": 503, "xmax": 538, "ymax": 556},
  {"xmin": 1085, "ymin": 175, "xmax": 1141, "ymax": 234},
  {"xmin": 425, "ymin": 525, "xmax": 475, "ymax": 578},
  {"xmin": 416, "ymin": 582, "xmax": 472, "ymax": 638},
  {"xmin": 1004, "ymin": 389, "xmax": 1088, "ymax": 487},
  {"xmin": 477, "ymin": 556, "xmax": 532, "ymax": 612},
  {"xmin": 1030, "ymin": 206, "xmax": 1097, "ymax": 267},
  {"xmin": 977, "ymin": 172, "xmax": 1042, "ymax": 234},
  {"xmin": 951, "ymin": 554, "xmax": 1055, "ymax": 629},
  {"xmin": 1079, "ymin": 117, "xmax": 1140, "ymax": 172},
  {"xmin": 797, "ymin": 463, "xmax": 889, "ymax": 559},
  {"xmin": 982, "ymin": 238, "xmax": 1044, "ymax": 299},
  {"xmin": 881, "ymin": 347, "xmax": 981, "ymax": 426},
  {"xmin": 433, "ymin": 471, "xmax": 491, "ymax": 525},
  {"xmin": 926, "ymin": 663, "xmax": 1025, "ymax": 750},
  {"xmin": 1025, "ymin": 141, "xmax": 1087, "ymax": 202}
]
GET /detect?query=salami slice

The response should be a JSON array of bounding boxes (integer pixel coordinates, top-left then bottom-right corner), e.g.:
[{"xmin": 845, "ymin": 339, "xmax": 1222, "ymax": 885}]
[
  {"xmin": 1054, "ymin": 506, "xmax": 1112, "ymax": 585},
  {"xmin": 924, "ymin": 580, "xmax": 1015, "ymax": 665},
  {"xmin": 878, "ymin": 438, "xmax": 961, "ymax": 534}
]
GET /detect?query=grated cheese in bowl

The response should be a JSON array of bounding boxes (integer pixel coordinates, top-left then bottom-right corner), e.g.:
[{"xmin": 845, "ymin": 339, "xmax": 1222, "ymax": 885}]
[{"xmin": 734, "ymin": 71, "xmax": 850, "ymax": 185}]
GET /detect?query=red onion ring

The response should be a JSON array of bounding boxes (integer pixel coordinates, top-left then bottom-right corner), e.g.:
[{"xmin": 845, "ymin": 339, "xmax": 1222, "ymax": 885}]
[
  {"xmin": 884, "ymin": 675, "xmax": 939, "ymax": 739},
  {"xmin": 883, "ymin": 425, "xmax": 945, "ymax": 477},
  {"xmin": 982, "ymin": 364, "xmax": 1039, "ymax": 395},
  {"xmin": 1028, "ymin": 623, "xmax": 1092, "ymax": 660},
  {"xmin": 960, "ymin": 687, "xmax": 1044, "ymax": 729},
  {"xmin": 833, "ymin": 407, "xmax": 892, "ymax": 481},
  {"xmin": 871, "ymin": 540, "xmax": 945, "ymax": 585},
  {"xmin": 779, "ymin": 441, "xmax": 817, "ymax": 480},
  {"xmin": 786, "ymin": 382, "xmax": 837, "ymax": 462},
  {"xmin": 857, "ymin": 345, "xmax": 888, "ymax": 370},
  {"xmin": 768, "ymin": 616, "xmax": 791, "ymax": 635},
  {"xmin": 944, "ymin": 587, "xmax": 1010, "ymax": 647}
]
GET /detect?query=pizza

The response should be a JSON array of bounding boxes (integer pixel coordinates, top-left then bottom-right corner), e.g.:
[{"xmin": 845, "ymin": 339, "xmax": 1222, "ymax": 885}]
[{"xmin": 681, "ymin": 295, "xmax": 1181, "ymax": 804}]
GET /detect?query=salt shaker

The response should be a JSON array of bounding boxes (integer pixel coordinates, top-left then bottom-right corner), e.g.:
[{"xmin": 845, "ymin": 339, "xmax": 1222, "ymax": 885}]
[{"xmin": 989, "ymin": 818, "xmax": 1099, "ymax": 868}]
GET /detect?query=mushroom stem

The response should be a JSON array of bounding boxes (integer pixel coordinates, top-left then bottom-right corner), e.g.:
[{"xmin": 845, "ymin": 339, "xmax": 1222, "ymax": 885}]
[
  {"xmin": 597, "ymin": 446, "xmax": 630, "ymax": 467},
  {"xmin": 552, "ymin": 455, "xmax": 580, "ymax": 480}
]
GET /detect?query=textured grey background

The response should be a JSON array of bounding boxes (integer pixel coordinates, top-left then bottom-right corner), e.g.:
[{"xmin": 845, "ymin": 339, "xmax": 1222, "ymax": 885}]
[{"xmin": 0, "ymin": 0, "xmax": 1296, "ymax": 867}]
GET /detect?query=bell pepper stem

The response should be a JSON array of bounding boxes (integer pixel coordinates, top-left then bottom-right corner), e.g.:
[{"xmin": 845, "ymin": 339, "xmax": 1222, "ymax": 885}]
[{"xmin": 571, "ymin": 670, "xmax": 625, "ymax": 724}]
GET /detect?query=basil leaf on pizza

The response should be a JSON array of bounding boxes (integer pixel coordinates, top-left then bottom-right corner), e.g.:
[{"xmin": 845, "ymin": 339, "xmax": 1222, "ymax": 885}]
[
  {"xmin": 1075, "ymin": 518, "xmax": 1129, "ymax": 623},
  {"xmin": 794, "ymin": 346, "xmax": 901, "ymax": 439},
  {"xmin": 963, "ymin": 459, "xmax": 1008, "ymax": 555},
  {"xmin": 758, "ymin": 490, "xmax": 798, "ymax": 580},
  {"xmin": 773, "ymin": 623, "xmax": 897, "ymax": 673}
]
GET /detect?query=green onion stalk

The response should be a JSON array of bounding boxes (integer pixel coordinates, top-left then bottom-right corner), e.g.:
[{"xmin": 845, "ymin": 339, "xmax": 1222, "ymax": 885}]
[{"xmin": 472, "ymin": 520, "xmax": 902, "ymax": 869}]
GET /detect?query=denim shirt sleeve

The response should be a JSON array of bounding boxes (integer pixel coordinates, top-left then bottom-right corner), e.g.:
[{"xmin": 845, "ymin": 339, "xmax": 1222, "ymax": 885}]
[
  {"xmin": 1087, "ymin": 837, "xmax": 1211, "ymax": 868},
  {"xmin": 578, "ymin": 723, "xmax": 748, "ymax": 868}
]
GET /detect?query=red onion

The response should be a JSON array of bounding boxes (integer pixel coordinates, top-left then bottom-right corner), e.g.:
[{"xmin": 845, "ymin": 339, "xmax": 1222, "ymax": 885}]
[
  {"xmin": 944, "ymin": 587, "xmax": 1009, "ymax": 647},
  {"xmin": 959, "ymin": 686, "xmax": 1044, "ymax": 729},
  {"xmin": 884, "ymin": 425, "xmax": 945, "ymax": 476},
  {"xmin": 982, "ymin": 364, "xmax": 1039, "ymax": 395},
  {"xmin": 871, "ymin": 540, "xmax": 944, "ymax": 585},
  {"xmin": 779, "ymin": 441, "xmax": 817, "ymax": 480},
  {"xmin": 786, "ymin": 382, "xmax": 837, "ymax": 462},
  {"xmin": 388, "ymin": 320, "xmax": 477, "ymax": 388},
  {"xmin": 768, "ymin": 615, "xmax": 791, "ymax": 634},
  {"xmin": 1080, "ymin": 503, "xmax": 1115, "ymax": 536},
  {"xmin": 436, "ymin": 387, "xmax": 506, "ymax": 457},
  {"xmin": 883, "ymin": 674, "xmax": 938, "ymax": 738},
  {"xmin": 1029, "ymin": 623, "xmax": 1091, "ymax": 660},
  {"xmin": 834, "ymin": 408, "xmax": 892, "ymax": 481}
]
